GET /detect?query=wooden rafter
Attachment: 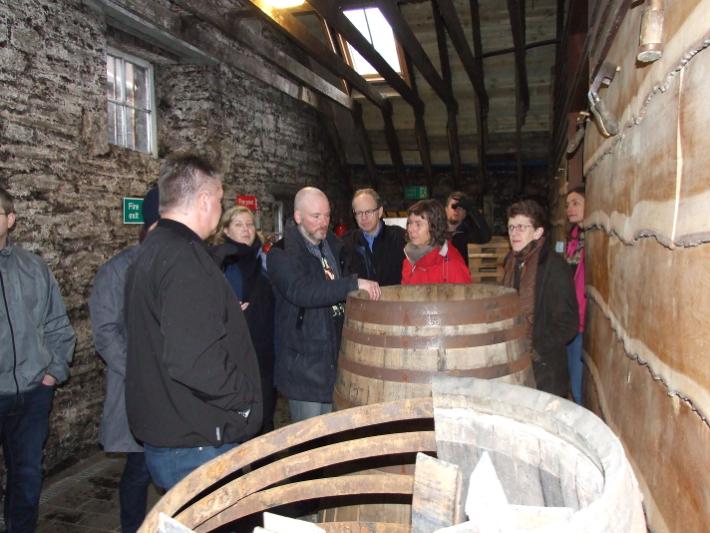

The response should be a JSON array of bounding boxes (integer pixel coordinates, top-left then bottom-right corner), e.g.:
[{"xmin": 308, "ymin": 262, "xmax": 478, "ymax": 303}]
[
  {"xmin": 352, "ymin": 101, "xmax": 378, "ymax": 187},
  {"xmin": 382, "ymin": 100, "xmax": 406, "ymax": 186},
  {"xmin": 307, "ymin": 0, "xmax": 423, "ymax": 112},
  {"xmin": 432, "ymin": 1, "xmax": 462, "ymax": 188},
  {"xmin": 403, "ymin": 51, "xmax": 434, "ymax": 193},
  {"xmin": 433, "ymin": 0, "xmax": 489, "ymax": 112},
  {"xmin": 374, "ymin": 0, "xmax": 453, "ymax": 108},
  {"xmin": 469, "ymin": 0, "xmax": 487, "ymax": 188},
  {"xmin": 246, "ymin": 0, "xmax": 387, "ymax": 110},
  {"xmin": 506, "ymin": 0, "xmax": 530, "ymax": 119},
  {"xmin": 481, "ymin": 38, "xmax": 559, "ymax": 59}
]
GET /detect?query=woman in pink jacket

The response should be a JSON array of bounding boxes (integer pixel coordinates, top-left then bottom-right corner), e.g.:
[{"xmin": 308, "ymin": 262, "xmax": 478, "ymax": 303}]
[
  {"xmin": 565, "ymin": 186, "xmax": 586, "ymax": 404},
  {"xmin": 402, "ymin": 199, "xmax": 472, "ymax": 285}
]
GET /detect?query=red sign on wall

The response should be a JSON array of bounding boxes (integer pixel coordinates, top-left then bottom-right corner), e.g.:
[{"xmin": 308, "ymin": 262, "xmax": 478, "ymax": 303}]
[{"xmin": 236, "ymin": 195, "xmax": 258, "ymax": 212}]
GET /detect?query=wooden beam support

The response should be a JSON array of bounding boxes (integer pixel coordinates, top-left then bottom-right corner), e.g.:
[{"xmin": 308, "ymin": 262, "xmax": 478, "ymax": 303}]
[
  {"xmin": 404, "ymin": 51, "xmax": 434, "ymax": 194},
  {"xmin": 374, "ymin": 0, "xmax": 453, "ymax": 108},
  {"xmin": 352, "ymin": 101, "xmax": 379, "ymax": 187},
  {"xmin": 506, "ymin": 0, "xmax": 530, "ymax": 119},
  {"xmin": 432, "ymin": 1, "xmax": 462, "ymax": 188},
  {"xmin": 246, "ymin": 0, "xmax": 387, "ymax": 110},
  {"xmin": 307, "ymin": 0, "xmax": 423, "ymax": 112},
  {"xmin": 382, "ymin": 99, "xmax": 406, "ymax": 186},
  {"xmin": 432, "ymin": 0, "xmax": 489, "ymax": 113},
  {"xmin": 469, "ymin": 0, "xmax": 487, "ymax": 190},
  {"xmin": 481, "ymin": 38, "xmax": 559, "ymax": 59}
]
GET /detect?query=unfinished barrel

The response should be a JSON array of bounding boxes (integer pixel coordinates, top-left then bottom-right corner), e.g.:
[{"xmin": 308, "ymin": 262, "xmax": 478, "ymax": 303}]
[
  {"xmin": 140, "ymin": 382, "xmax": 645, "ymax": 532},
  {"xmin": 333, "ymin": 284, "xmax": 534, "ymax": 410}
]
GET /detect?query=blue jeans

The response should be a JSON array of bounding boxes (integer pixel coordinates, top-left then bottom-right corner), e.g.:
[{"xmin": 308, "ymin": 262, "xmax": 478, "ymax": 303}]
[
  {"xmin": 288, "ymin": 400, "xmax": 332, "ymax": 423},
  {"xmin": 119, "ymin": 452, "xmax": 151, "ymax": 533},
  {"xmin": 143, "ymin": 442, "xmax": 237, "ymax": 491},
  {"xmin": 0, "ymin": 384, "xmax": 54, "ymax": 533},
  {"xmin": 566, "ymin": 332, "xmax": 584, "ymax": 405}
]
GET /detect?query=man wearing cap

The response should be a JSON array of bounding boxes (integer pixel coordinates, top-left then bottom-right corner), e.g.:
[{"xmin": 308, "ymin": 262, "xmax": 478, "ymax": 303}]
[
  {"xmin": 88, "ymin": 186, "xmax": 159, "ymax": 533},
  {"xmin": 445, "ymin": 191, "xmax": 492, "ymax": 266}
]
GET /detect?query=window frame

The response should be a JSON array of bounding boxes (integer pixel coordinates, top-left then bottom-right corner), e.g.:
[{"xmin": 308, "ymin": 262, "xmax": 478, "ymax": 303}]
[
  {"xmin": 338, "ymin": 7, "xmax": 408, "ymax": 83},
  {"xmin": 106, "ymin": 47, "xmax": 158, "ymax": 157}
]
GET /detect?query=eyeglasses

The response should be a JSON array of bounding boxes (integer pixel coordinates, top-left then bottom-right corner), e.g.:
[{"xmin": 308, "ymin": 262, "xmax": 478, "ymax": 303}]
[
  {"xmin": 508, "ymin": 224, "xmax": 533, "ymax": 233},
  {"xmin": 353, "ymin": 207, "xmax": 379, "ymax": 219}
]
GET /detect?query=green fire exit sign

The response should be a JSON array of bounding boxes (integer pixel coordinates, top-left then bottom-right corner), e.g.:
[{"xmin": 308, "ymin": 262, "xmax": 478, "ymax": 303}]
[
  {"xmin": 404, "ymin": 185, "xmax": 429, "ymax": 200},
  {"xmin": 123, "ymin": 197, "xmax": 144, "ymax": 225}
]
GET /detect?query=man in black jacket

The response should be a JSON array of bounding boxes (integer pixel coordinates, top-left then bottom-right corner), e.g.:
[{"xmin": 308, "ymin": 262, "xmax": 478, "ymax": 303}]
[
  {"xmin": 342, "ymin": 188, "xmax": 406, "ymax": 286},
  {"xmin": 268, "ymin": 187, "xmax": 380, "ymax": 422},
  {"xmin": 125, "ymin": 155, "xmax": 262, "ymax": 491},
  {"xmin": 445, "ymin": 191, "xmax": 492, "ymax": 265}
]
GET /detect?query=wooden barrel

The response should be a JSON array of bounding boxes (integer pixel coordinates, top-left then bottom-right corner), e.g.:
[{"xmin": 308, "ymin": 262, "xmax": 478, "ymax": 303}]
[{"xmin": 333, "ymin": 284, "xmax": 535, "ymax": 410}]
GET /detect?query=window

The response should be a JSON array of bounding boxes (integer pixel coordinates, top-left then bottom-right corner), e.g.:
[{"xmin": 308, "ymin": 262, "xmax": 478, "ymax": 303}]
[
  {"xmin": 106, "ymin": 49, "xmax": 157, "ymax": 155},
  {"xmin": 342, "ymin": 7, "xmax": 403, "ymax": 79}
]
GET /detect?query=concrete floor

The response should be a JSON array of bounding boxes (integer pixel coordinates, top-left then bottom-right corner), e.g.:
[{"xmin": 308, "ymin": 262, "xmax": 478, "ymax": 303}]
[
  {"xmin": 0, "ymin": 395, "xmax": 291, "ymax": 532},
  {"xmin": 0, "ymin": 452, "xmax": 161, "ymax": 533}
]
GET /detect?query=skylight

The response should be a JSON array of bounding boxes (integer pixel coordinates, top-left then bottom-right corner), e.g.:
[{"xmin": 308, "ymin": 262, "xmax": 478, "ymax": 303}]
[{"xmin": 343, "ymin": 7, "xmax": 402, "ymax": 78}]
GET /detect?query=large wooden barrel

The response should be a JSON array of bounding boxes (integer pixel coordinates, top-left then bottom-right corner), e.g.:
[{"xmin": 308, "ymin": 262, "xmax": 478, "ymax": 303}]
[{"xmin": 333, "ymin": 283, "xmax": 535, "ymax": 410}]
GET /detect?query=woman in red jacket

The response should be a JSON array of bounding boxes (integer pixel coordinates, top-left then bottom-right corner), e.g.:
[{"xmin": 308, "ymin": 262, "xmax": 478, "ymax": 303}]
[{"xmin": 402, "ymin": 199, "xmax": 472, "ymax": 285}]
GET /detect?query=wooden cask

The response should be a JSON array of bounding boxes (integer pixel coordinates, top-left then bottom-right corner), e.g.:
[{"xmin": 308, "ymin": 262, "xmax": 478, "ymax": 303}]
[{"xmin": 333, "ymin": 284, "xmax": 535, "ymax": 410}]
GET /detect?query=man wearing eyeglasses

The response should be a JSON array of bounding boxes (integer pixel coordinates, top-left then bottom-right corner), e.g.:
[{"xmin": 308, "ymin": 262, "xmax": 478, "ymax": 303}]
[{"xmin": 342, "ymin": 188, "xmax": 406, "ymax": 286}]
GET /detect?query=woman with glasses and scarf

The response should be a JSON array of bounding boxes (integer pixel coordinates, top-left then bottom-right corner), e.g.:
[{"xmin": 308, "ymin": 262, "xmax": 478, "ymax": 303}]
[
  {"xmin": 502, "ymin": 199, "xmax": 578, "ymax": 398},
  {"xmin": 212, "ymin": 205, "xmax": 276, "ymax": 433},
  {"xmin": 402, "ymin": 199, "xmax": 472, "ymax": 285}
]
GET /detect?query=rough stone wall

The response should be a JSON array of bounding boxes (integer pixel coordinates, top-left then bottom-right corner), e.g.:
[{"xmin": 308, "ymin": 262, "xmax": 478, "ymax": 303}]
[{"xmin": 0, "ymin": 0, "xmax": 342, "ymax": 473}]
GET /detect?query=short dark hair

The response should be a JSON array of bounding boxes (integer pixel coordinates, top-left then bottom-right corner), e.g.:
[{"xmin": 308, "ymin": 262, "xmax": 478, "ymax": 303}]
[
  {"xmin": 0, "ymin": 188, "xmax": 15, "ymax": 215},
  {"xmin": 567, "ymin": 185, "xmax": 586, "ymax": 198},
  {"xmin": 507, "ymin": 199, "xmax": 547, "ymax": 230},
  {"xmin": 407, "ymin": 199, "xmax": 449, "ymax": 246},
  {"xmin": 158, "ymin": 154, "xmax": 218, "ymax": 212}
]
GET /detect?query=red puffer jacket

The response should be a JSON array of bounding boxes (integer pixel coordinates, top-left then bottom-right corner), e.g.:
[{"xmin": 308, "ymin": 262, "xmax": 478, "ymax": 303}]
[{"xmin": 401, "ymin": 241, "xmax": 472, "ymax": 285}]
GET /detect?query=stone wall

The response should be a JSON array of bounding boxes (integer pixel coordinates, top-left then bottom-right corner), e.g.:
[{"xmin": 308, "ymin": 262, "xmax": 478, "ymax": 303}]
[{"xmin": 0, "ymin": 0, "xmax": 341, "ymax": 473}]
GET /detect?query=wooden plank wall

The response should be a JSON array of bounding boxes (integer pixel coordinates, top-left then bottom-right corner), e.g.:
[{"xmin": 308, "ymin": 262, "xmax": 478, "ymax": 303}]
[{"xmin": 582, "ymin": 1, "xmax": 710, "ymax": 531}]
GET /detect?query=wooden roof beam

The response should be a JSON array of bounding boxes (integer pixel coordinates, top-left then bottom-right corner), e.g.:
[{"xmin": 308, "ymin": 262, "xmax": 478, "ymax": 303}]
[
  {"xmin": 506, "ymin": 0, "xmax": 530, "ymax": 119},
  {"xmin": 432, "ymin": 0, "xmax": 489, "ymax": 113},
  {"xmin": 382, "ymin": 100, "xmax": 406, "ymax": 185},
  {"xmin": 246, "ymin": 0, "xmax": 387, "ymax": 111},
  {"xmin": 403, "ymin": 51, "xmax": 434, "ymax": 193},
  {"xmin": 432, "ymin": 1, "xmax": 462, "ymax": 188},
  {"xmin": 374, "ymin": 0, "xmax": 454, "ymax": 109},
  {"xmin": 352, "ymin": 102, "xmax": 379, "ymax": 187},
  {"xmin": 307, "ymin": 0, "xmax": 423, "ymax": 112},
  {"xmin": 469, "ymin": 0, "xmax": 487, "ymax": 188}
]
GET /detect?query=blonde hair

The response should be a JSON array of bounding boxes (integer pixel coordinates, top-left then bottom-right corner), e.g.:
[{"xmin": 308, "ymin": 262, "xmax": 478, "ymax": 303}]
[{"xmin": 212, "ymin": 205, "xmax": 256, "ymax": 245}]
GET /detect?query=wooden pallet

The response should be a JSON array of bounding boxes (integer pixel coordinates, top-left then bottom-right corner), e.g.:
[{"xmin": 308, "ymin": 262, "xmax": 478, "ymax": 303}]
[{"xmin": 468, "ymin": 237, "xmax": 509, "ymax": 284}]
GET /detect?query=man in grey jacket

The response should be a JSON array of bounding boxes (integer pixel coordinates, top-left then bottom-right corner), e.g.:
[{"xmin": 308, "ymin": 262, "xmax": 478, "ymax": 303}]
[
  {"xmin": 0, "ymin": 187, "xmax": 75, "ymax": 533},
  {"xmin": 89, "ymin": 186, "xmax": 159, "ymax": 533}
]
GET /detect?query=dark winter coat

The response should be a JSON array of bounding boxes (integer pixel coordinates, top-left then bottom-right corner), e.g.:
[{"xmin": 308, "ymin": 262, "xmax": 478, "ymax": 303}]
[
  {"xmin": 503, "ymin": 240, "xmax": 579, "ymax": 397},
  {"xmin": 451, "ymin": 211, "xmax": 492, "ymax": 265},
  {"xmin": 267, "ymin": 223, "xmax": 358, "ymax": 403},
  {"xmin": 212, "ymin": 237, "xmax": 276, "ymax": 432},
  {"xmin": 342, "ymin": 222, "xmax": 406, "ymax": 286},
  {"xmin": 125, "ymin": 219, "xmax": 262, "ymax": 448}
]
